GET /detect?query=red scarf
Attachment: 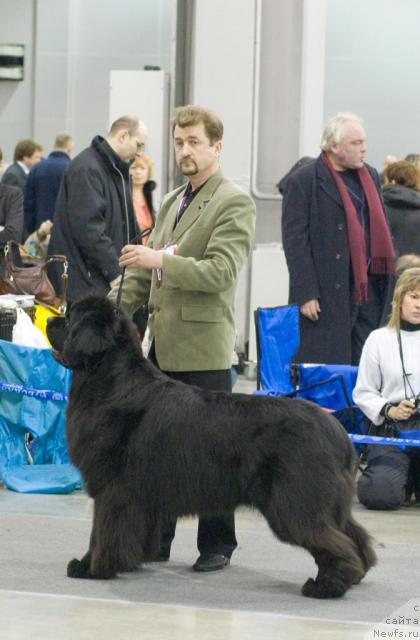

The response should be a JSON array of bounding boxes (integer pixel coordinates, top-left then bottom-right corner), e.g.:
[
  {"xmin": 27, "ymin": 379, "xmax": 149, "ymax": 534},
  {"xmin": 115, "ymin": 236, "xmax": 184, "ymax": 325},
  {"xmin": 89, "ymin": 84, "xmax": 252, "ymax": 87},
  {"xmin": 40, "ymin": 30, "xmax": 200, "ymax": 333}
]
[{"xmin": 321, "ymin": 152, "xmax": 395, "ymax": 304}]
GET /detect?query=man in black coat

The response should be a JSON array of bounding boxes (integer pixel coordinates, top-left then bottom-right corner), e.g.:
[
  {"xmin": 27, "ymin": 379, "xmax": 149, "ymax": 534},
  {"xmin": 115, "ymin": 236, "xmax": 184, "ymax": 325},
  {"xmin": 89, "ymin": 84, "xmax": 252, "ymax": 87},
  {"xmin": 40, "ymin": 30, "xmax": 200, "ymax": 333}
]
[
  {"xmin": 49, "ymin": 116, "xmax": 147, "ymax": 304},
  {"xmin": 282, "ymin": 113, "xmax": 395, "ymax": 365}
]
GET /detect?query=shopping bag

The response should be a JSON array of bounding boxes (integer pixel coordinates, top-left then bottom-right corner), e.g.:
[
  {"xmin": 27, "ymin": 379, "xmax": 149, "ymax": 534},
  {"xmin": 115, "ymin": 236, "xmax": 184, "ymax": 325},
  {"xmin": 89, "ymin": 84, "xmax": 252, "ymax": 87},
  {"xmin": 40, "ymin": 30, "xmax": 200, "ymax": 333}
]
[{"xmin": 12, "ymin": 307, "xmax": 49, "ymax": 348}]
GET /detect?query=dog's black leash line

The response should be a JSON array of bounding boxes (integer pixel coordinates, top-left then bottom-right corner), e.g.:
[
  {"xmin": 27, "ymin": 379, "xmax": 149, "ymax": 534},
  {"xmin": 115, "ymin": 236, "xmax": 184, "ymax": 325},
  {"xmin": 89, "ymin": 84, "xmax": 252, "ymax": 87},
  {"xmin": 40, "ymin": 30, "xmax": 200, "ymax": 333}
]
[
  {"xmin": 115, "ymin": 267, "xmax": 126, "ymax": 315},
  {"xmin": 115, "ymin": 227, "xmax": 152, "ymax": 315}
]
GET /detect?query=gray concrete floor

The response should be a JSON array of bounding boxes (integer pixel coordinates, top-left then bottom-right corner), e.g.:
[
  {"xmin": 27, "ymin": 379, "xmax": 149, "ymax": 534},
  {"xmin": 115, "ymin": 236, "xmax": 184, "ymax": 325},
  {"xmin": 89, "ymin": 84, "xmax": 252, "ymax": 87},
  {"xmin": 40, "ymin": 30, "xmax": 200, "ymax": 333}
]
[{"xmin": 0, "ymin": 376, "xmax": 419, "ymax": 639}]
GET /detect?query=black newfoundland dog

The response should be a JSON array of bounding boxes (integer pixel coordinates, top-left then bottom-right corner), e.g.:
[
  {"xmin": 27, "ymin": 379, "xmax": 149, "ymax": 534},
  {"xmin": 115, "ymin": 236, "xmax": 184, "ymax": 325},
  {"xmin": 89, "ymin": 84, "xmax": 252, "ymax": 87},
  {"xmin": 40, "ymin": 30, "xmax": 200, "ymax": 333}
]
[{"xmin": 47, "ymin": 296, "xmax": 376, "ymax": 598}]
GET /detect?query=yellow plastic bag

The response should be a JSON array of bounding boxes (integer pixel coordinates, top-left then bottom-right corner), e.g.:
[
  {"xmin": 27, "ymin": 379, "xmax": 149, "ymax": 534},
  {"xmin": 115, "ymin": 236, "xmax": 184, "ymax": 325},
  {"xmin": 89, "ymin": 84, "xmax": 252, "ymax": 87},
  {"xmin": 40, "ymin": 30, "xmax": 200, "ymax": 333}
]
[{"xmin": 34, "ymin": 303, "xmax": 61, "ymax": 346}]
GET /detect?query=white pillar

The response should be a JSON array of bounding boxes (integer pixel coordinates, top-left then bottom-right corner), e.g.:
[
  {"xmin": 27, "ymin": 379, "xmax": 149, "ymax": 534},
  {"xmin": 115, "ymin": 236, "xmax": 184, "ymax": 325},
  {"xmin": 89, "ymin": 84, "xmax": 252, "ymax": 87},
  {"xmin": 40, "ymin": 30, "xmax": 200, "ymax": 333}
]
[
  {"xmin": 190, "ymin": 0, "xmax": 255, "ymax": 192},
  {"xmin": 190, "ymin": 1, "xmax": 256, "ymax": 352},
  {"xmin": 299, "ymin": 0, "xmax": 327, "ymax": 157}
]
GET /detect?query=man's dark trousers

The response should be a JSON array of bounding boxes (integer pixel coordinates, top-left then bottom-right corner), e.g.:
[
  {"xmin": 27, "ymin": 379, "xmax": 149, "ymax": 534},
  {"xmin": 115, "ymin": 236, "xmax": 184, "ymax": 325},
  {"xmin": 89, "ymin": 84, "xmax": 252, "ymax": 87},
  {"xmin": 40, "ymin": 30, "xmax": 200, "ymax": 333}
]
[{"xmin": 149, "ymin": 345, "xmax": 238, "ymax": 559}]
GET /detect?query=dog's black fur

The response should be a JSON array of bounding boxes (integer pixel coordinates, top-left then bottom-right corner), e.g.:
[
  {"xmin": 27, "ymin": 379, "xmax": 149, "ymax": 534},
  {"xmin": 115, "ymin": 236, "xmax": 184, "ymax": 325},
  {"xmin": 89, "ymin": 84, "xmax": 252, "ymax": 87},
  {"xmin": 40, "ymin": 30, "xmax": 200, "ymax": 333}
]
[{"xmin": 47, "ymin": 296, "xmax": 376, "ymax": 598}]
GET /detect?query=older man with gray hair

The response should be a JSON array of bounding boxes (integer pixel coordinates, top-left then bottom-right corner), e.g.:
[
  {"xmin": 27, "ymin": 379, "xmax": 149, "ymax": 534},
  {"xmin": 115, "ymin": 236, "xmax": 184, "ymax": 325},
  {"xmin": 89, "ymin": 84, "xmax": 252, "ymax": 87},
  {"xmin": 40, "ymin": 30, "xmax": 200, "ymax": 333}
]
[{"xmin": 282, "ymin": 112, "xmax": 395, "ymax": 365}]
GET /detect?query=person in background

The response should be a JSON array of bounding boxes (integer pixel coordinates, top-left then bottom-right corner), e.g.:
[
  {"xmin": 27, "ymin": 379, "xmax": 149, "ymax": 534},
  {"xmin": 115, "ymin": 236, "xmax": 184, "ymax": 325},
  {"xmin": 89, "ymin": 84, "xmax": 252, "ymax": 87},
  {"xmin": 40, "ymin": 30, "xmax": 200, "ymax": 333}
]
[
  {"xmin": 48, "ymin": 116, "xmax": 147, "ymax": 306},
  {"xmin": 24, "ymin": 134, "xmax": 73, "ymax": 238},
  {"xmin": 396, "ymin": 254, "xmax": 420, "ymax": 277},
  {"xmin": 282, "ymin": 112, "xmax": 395, "ymax": 365},
  {"xmin": 379, "ymin": 154, "xmax": 398, "ymax": 185},
  {"xmin": 353, "ymin": 267, "xmax": 420, "ymax": 510},
  {"xmin": 0, "ymin": 147, "xmax": 23, "ymax": 277},
  {"xmin": 130, "ymin": 153, "xmax": 156, "ymax": 237},
  {"xmin": 109, "ymin": 105, "xmax": 256, "ymax": 573},
  {"xmin": 276, "ymin": 156, "xmax": 314, "ymax": 195},
  {"xmin": 130, "ymin": 154, "xmax": 156, "ymax": 338},
  {"xmin": 382, "ymin": 160, "xmax": 420, "ymax": 257},
  {"xmin": 1, "ymin": 139, "xmax": 43, "ymax": 192},
  {"xmin": 404, "ymin": 153, "xmax": 420, "ymax": 174},
  {"xmin": 24, "ymin": 219, "xmax": 53, "ymax": 259}
]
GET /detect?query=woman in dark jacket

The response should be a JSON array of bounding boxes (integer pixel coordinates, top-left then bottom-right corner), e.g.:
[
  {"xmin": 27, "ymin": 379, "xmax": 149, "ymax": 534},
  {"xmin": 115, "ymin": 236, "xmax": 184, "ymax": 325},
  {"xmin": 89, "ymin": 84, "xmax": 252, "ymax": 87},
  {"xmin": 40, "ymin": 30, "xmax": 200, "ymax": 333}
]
[{"xmin": 383, "ymin": 160, "xmax": 420, "ymax": 256}]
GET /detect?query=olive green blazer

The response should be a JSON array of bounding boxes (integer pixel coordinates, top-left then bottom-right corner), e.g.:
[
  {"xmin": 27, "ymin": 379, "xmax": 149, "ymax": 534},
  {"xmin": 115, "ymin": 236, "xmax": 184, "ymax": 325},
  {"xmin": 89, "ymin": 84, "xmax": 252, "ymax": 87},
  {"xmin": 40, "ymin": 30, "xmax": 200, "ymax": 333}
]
[{"xmin": 109, "ymin": 169, "xmax": 256, "ymax": 371}]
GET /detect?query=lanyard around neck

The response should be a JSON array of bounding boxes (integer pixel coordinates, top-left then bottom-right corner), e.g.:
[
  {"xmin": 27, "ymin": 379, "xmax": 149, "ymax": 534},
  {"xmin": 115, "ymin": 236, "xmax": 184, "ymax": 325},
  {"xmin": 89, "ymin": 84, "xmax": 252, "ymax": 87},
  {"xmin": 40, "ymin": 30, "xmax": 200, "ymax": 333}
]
[{"xmin": 397, "ymin": 330, "xmax": 417, "ymax": 399}]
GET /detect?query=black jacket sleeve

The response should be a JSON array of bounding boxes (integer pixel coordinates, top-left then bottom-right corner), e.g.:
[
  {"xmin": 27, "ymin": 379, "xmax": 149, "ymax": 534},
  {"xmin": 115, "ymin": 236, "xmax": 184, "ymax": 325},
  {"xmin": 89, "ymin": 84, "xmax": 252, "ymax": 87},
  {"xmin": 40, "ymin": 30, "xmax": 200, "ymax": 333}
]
[
  {"xmin": 281, "ymin": 172, "xmax": 320, "ymax": 305},
  {"xmin": 65, "ymin": 166, "xmax": 121, "ymax": 283},
  {"xmin": 0, "ymin": 186, "xmax": 24, "ymax": 247},
  {"xmin": 23, "ymin": 170, "xmax": 37, "ymax": 236}
]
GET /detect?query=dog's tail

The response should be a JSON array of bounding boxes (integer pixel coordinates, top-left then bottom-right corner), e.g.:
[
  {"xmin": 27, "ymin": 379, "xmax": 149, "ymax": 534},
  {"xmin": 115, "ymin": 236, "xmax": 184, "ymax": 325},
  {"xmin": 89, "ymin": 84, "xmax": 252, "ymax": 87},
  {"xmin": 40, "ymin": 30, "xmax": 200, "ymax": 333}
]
[{"xmin": 344, "ymin": 516, "xmax": 377, "ymax": 574}]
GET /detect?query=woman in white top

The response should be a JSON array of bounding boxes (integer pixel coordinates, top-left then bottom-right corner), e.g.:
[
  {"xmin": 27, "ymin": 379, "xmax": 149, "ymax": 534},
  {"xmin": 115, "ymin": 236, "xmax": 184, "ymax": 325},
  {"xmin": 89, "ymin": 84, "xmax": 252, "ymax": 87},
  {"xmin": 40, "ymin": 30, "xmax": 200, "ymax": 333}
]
[{"xmin": 353, "ymin": 267, "xmax": 420, "ymax": 509}]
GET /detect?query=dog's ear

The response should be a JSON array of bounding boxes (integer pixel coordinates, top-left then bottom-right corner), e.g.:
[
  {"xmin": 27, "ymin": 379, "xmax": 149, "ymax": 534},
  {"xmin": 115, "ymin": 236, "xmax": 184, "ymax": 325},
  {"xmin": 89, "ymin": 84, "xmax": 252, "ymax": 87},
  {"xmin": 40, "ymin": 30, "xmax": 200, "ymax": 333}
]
[
  {"xmin": 46, "ymin": 315, "xmax": 67, "ymax": 352},
  {"xmin": 63, "ymin": 299, "xmax": 119, "ymax": 367},
  {"xmin": 67, "ymin": 320, "xmax": 116, "ymax": 357}
]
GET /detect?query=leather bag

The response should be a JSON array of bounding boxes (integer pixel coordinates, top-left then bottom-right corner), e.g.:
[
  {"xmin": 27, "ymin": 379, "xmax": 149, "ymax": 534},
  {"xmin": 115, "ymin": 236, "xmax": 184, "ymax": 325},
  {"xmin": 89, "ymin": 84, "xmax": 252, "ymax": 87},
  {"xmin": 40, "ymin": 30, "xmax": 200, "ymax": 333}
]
[{"xmin": 0, "ymin": 241, "xmax": 68, "ymax": 311}]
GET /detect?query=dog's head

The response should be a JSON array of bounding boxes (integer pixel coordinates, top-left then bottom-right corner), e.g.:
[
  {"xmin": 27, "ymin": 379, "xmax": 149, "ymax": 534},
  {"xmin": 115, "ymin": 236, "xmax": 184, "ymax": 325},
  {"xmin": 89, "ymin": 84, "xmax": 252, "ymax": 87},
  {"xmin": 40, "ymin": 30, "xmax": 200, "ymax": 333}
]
[{"xmin": 47, "ymin": 296, "xmax": 136, "ymax": 370}]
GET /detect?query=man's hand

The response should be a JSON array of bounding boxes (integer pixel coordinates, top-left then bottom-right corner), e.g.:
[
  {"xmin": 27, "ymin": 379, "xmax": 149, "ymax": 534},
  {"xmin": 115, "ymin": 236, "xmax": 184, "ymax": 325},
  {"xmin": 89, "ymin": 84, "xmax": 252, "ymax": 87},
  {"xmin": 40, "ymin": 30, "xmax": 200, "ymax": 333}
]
[
  {"xmin": 119, "ymin": 244, "xmax": 163, "ymax": 270},
  {"xmin": 109, "ymin": 276, "xmax": 121, "ymax": 289},
  {"xmin": 300, "ymin": 298, "xmax": 321, "ymax": 322},
  {"xmin": 37, "ymin": 219, "xmax": 53, "ymax": 239}
]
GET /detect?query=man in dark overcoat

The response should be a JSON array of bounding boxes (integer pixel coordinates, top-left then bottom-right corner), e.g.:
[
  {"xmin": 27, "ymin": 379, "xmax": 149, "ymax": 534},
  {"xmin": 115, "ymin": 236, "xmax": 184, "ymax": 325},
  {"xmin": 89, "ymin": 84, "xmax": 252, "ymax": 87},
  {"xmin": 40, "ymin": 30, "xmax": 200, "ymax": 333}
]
[
  {"xmin": 282, "ymin": 113, "xmax": 395, "ymax": 365},
  {"xmin": 49, "ymin": 116, "xmax": 146, "ymax": 305}
]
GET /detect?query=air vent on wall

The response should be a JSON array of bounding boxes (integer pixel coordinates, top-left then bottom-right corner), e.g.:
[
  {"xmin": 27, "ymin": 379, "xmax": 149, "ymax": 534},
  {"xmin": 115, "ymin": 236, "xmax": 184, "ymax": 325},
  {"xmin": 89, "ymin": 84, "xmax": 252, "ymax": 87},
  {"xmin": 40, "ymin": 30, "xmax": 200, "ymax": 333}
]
[{"xmin": 0, "ymin": 44, "xmax": 24, "ymax": 81}]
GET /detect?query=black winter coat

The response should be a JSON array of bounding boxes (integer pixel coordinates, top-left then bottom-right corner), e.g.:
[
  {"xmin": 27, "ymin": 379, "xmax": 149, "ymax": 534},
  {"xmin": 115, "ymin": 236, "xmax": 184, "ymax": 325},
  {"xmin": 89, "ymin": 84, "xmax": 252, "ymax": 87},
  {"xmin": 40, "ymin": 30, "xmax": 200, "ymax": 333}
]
[
  {"xmin": 1, "ymin": 163, "xmax": 27, "ymax": 192},
  {"xmin": 382, "ymin": 184, "xmax": 420, "ymax": 256},
  {"xmin": 0, "ymin": 184, "xmax": 23, "ymax": 277},
  {"xmin": 49, "ymin": 136, "xmax": 137, "ymax": 303},
  {"xmin": 282, "ymin": 156, "xmax": 393, "ymax": 364},
  {"xmin": 138, "ymin": 179, "xmax": 156, "ymax": 237}
]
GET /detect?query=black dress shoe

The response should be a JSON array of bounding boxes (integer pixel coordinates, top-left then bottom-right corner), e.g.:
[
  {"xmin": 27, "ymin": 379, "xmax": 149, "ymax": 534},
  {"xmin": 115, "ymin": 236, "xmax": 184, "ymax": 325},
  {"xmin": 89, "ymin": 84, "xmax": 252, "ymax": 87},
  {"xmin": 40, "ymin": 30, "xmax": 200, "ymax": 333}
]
[{"xmin": 193, "ymin": 553, "xmax": 230, "ymax": 572}]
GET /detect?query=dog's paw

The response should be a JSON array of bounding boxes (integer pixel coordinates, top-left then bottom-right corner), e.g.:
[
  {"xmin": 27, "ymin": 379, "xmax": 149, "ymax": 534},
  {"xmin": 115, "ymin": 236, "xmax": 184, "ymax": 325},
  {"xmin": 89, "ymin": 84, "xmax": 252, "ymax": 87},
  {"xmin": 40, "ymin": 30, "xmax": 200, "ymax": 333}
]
[
  {"xmin": 67, "ymin": 558, "xmax": 92, "ymax": 579},
  {"xmin": 67, "ymin": 558, "xmax": 117, "ymax": 580},
  {"xmin": 301, "ymin": 577, "xmax": 348, "ymax": 599}
]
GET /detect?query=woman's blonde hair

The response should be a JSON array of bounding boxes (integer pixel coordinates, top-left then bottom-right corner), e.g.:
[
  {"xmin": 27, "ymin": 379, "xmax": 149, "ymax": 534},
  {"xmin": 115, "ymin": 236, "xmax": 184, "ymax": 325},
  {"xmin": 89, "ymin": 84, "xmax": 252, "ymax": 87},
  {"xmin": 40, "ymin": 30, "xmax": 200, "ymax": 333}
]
[
  {"xmin": 130, "ymin": 153, "xmax": 153, "ymax": 179},
  {"xmin": 388, "ymin": 267, "xmax": 420, "ymax": 329}
]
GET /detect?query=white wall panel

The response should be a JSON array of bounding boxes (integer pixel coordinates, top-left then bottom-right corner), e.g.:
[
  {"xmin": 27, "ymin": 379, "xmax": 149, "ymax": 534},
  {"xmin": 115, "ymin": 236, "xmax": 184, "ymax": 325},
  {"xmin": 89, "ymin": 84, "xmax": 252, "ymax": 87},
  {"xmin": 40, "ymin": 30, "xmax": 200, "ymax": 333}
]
[
  {"xmin": 0, "ymin": 0, "xmax": 35, "ymax": 162},
  {"xmin": 109, "ymin": 70, "xmax": 169, "ymax": 204},
  {"xmin": 248, "ymin": 244, "xmax": 289, "ymax": 362}
]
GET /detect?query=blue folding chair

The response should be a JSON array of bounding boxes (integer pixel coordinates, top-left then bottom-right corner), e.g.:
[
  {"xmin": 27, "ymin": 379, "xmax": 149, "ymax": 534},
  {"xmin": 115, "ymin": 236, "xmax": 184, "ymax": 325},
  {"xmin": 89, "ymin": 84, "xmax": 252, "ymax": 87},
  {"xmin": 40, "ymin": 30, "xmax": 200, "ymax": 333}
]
[{"xmin": 254, "ymin": 305, "xmax": 420, "ymax": 450}]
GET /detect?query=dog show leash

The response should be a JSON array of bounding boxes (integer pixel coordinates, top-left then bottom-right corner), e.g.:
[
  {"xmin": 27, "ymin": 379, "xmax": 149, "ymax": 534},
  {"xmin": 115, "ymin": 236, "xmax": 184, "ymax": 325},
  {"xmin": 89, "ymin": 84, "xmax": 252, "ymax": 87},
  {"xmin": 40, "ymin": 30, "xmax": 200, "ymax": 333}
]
[{"xmin": 115, "ymin": 227, "xmax": 152, "ymax": 315}]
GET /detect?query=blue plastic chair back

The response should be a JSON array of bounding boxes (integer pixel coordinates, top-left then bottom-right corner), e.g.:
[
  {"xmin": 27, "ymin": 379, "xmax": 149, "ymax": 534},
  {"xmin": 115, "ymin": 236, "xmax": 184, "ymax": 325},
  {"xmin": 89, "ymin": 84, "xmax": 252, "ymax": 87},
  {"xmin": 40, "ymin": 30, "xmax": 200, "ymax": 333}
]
[
  {"xmin": 294, "ymin": 363, "xmax": 359, "ymax": 411},
  {"xmin": 255, "ymin": 304, "xmax": 299, "ymax": 394}
]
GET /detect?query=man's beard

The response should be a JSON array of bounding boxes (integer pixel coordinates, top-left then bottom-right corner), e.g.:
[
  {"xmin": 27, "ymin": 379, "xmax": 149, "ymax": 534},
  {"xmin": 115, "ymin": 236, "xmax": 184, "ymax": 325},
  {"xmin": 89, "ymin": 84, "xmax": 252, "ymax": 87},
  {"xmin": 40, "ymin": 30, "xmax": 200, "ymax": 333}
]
[{"xmin": 180, "ymin": 158, "xmax": 198, "ymax": 175}]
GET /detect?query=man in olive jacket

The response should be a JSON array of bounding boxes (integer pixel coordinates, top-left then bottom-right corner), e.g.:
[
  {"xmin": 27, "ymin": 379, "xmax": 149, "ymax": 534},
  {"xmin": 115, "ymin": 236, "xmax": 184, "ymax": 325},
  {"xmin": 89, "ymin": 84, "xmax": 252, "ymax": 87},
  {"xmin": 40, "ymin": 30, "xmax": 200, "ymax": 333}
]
[{"xmin": 109, "ymin": 105, "xmax": 256, "ymax": 573}]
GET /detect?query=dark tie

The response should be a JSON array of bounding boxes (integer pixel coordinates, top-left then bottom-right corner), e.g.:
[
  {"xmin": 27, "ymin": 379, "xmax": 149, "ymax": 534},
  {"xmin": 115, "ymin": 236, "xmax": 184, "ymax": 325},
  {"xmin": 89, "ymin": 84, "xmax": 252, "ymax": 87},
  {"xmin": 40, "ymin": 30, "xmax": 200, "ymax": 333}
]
[{"xmin": 173, "ymin": 186, "xmax": 195, "ymax": 229}]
